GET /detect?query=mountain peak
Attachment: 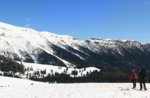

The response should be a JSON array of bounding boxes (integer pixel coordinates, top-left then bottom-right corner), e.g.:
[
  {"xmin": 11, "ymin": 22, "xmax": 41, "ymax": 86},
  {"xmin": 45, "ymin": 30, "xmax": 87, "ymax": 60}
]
[{"xmin": 0, "ymin": 21, "xmax": 149, "ymax": 69}]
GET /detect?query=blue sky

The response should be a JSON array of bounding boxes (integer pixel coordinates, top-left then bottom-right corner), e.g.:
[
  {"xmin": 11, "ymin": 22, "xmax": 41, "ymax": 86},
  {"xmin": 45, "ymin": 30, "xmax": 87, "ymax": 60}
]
[{"xmin": 0, "ymin": 0, "xmax": 150, "ymax": 42}]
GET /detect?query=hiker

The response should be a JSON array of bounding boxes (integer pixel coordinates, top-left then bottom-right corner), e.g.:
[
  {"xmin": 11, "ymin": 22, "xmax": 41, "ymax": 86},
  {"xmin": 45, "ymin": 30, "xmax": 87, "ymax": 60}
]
[
  {"xmin": 129, "ymin": 69, "xmax": 138, "ymax": 89},
  {"xmin": 139, "ymin": 68, "xmax": 147, "ymax": 90}
]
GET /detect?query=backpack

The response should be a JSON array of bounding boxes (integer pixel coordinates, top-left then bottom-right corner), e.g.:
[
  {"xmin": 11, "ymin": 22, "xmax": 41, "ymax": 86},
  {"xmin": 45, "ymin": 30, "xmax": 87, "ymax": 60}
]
[{"xmin": 130, "ymin": 72, "xmax": 138, "ymax": 79}]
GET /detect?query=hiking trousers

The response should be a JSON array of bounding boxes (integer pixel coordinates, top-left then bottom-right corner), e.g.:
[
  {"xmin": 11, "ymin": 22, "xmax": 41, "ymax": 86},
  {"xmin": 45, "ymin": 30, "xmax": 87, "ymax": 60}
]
[{"xmin": 140, "ymin": 79, "xmax": 147, "ymax": 90}]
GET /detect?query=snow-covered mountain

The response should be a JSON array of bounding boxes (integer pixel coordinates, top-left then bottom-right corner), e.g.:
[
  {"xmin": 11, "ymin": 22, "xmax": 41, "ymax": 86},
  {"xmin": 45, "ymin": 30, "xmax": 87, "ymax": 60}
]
[
  {"xmin": 0, "ymin": 22, "xmax": 150, "ymax": 70},
  {"xmin": 0, "ymin": 22, "xmax": 83, "ymax": 67}
]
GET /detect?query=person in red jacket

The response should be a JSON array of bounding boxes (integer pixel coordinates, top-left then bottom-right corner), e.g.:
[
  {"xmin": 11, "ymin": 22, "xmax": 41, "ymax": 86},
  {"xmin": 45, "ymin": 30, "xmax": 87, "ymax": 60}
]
[{"xmin": 129, "ymin": 69, "xmax": 139, "ymax": 89}]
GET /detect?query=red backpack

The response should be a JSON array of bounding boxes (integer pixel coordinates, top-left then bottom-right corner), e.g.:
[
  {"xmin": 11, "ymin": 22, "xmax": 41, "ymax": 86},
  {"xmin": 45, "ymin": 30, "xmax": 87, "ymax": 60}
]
[{"xmin": 130, "ymin": 72, "xmax": 138, "ymax": 79}]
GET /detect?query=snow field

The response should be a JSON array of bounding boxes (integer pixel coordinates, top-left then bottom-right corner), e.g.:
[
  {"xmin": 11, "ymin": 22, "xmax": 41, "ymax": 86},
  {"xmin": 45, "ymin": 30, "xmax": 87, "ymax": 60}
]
[{"xmin": 0, "ymin": 76, "xmax": 149, "ymax": 98}]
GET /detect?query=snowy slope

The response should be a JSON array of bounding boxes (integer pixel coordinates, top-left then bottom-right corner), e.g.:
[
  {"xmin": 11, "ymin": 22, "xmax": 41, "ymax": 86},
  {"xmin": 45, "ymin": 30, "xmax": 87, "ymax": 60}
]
[
  {"xmin": 0, "ymin": 22, "xmax": 150, "ymax": 69},
  {"xmin": 0, "ymin": 22, "xmax": 83, "ymax": 67},
  {"xmin": 0, "ymin": 76, "xmax": 51, "ymax": 98},
  {"xmin": 23, "ymin": 62, "xmax": 100, "ymax": 77},
  {"xmin": 0, "ymin": 76, "xmax": 149, "ymax": 98}
]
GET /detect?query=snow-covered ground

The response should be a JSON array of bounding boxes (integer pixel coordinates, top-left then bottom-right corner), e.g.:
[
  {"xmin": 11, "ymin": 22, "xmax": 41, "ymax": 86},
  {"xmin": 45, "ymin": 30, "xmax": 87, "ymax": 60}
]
[
  {"xmin": 22, "ymin": 62, "xmax": 100, "ymax": 77},
  {"xmin": 0, "ymin": 76, "xmax": 149, "ymax": 98}
]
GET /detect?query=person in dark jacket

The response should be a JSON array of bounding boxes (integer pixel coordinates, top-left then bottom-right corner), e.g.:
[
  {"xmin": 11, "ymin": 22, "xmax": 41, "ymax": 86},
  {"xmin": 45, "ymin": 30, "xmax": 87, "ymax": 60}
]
[
  {"xmin": 129, "ymin": 69, "xmax": 138, "ymax": 89},
  {"xmin": 138, "ymin": 68, "xmax": 147, "ymax": 90}
]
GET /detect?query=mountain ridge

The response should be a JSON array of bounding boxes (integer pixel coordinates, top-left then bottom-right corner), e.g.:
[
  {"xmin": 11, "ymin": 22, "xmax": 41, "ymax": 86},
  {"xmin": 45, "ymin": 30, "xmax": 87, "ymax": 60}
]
[{"xmin": 0, "ymin": 22, "xmax": 150, "ymax": 70}]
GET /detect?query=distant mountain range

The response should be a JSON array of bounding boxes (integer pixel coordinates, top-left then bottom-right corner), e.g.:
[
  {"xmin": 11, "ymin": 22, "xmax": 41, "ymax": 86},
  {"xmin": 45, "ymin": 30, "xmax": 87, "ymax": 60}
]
[{"xmin": 0, "ymin": 22, "xmax": 150, "ymax": 71}]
